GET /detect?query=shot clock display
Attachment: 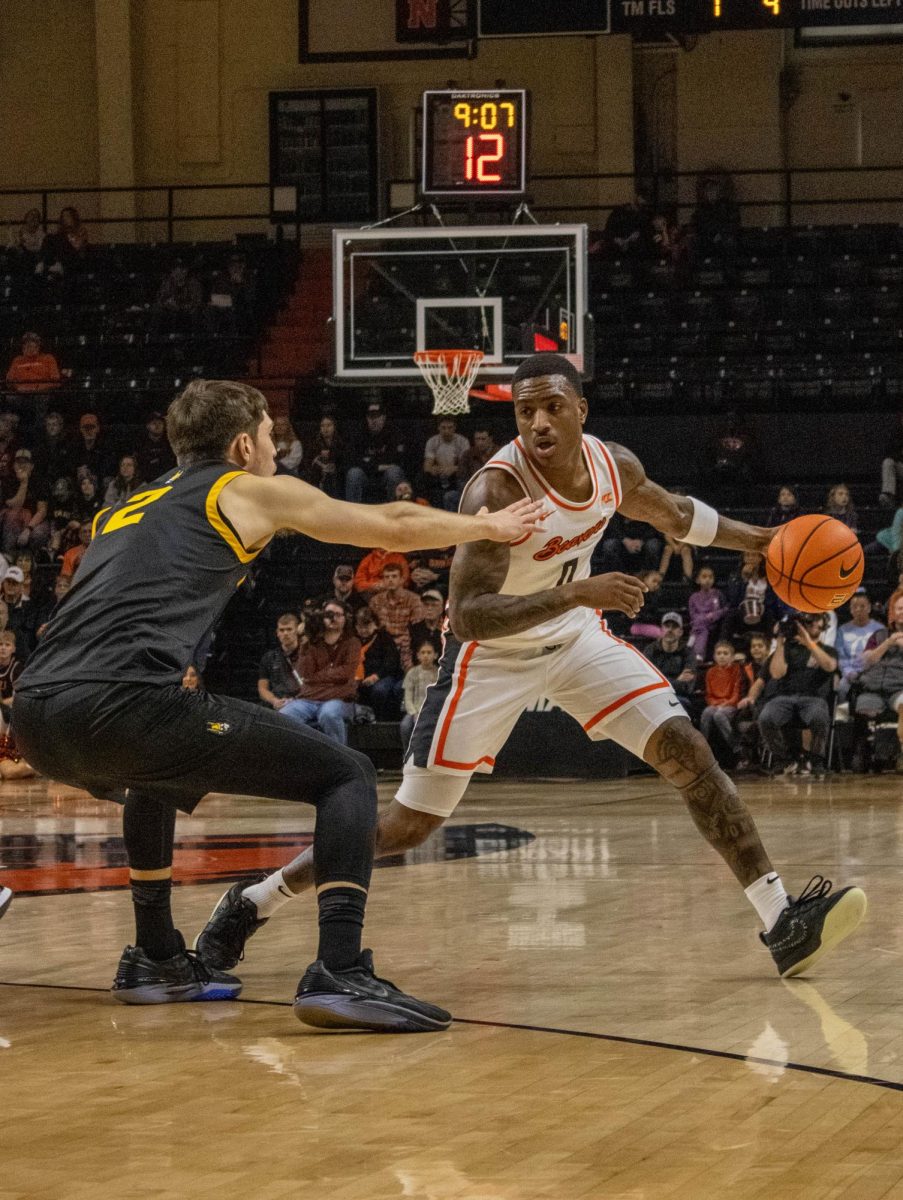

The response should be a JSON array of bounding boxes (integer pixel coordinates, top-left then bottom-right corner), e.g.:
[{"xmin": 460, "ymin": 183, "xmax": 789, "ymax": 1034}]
[{"xmin": 422, "ymin": 89, "xmax": 528, "ymax": 199}]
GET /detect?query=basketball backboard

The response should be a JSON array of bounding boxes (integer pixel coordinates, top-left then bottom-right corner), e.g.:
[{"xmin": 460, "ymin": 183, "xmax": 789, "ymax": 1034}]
[{"xmin": 332, "ymin": 223, "xmax": 588, "ymax": 381}]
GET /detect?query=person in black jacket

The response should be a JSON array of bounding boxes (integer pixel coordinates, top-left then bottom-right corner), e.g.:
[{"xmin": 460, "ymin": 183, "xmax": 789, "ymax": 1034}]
[{"xmin": 353, "ymin": 604, "xmax": 402, "ymax": 719}]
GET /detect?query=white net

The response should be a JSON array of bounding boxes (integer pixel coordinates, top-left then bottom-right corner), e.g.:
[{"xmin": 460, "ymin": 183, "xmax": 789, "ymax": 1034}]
[{"xmin": 413, "ymin": 350, "xmax": 484, "ymax": 416}]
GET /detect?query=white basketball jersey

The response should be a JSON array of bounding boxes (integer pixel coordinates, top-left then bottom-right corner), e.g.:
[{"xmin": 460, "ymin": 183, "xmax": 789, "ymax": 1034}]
[{"xmin": 461, "ymin": 434, "xmax": 622, "ymax": 650}]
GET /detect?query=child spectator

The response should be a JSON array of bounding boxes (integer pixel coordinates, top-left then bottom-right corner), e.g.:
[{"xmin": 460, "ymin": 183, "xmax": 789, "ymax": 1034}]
[
  {"xmin": 0, "ymin": 630, "xmax": 23, "ymax": 706},
  {"xmin": 824, "ymin": 483, "xmax": 858, "ymax": 532},
  {"xmin": 688, "ymin": 564, "xmax": 726, "ymax": 662},
  {"xmin": 699, "ymin": 640, "xmax": 744, "ymax": 756},
  {"xmin": 400, "ymin": 640, "xmax": 439, "ymax": 751},
  {"xmin": 767, "ymin": 484, "xmax": 801, "ymax": 528}
]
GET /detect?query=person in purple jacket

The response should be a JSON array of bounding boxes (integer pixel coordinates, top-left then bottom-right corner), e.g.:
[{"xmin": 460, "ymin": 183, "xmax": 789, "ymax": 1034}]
[{"xmin": 688, "ymin": 563, "xmax": 726, "ymax": 663}]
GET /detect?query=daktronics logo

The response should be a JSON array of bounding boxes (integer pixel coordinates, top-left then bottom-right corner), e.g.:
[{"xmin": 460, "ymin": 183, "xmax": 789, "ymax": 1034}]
[{"xmin": 533, "ymin": 518, "xmax": 607, "ymax": 561}]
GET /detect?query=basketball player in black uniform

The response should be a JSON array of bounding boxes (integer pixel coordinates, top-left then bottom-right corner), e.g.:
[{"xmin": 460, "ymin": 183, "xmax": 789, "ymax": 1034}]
[
  {"xmin": 198, "ymin": 355, "xmax": 866, "ymax": 983},
  {"xmin": 13, "ymin": 380, "xmax": 544, "ymax": 1031}
]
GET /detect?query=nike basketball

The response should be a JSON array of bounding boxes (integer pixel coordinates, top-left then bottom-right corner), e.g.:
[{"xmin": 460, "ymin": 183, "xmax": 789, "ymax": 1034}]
[{"xmin": 765, "ymin": 514, "xmax": 864, "ymax": 613}]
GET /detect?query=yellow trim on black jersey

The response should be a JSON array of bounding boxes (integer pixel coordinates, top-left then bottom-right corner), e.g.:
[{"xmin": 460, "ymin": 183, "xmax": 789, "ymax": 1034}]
[
  {"xmin": 91, "ymin": 506, "xmax": 112, "ymax": 539},
  {"xmin": 205, "ymin": 470, "xmax": 259, "ymax": 565}
]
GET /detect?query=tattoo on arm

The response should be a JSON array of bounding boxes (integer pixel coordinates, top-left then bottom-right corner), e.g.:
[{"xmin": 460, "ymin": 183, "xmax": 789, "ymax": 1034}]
[
  {"xmin": 448, "ymin": 469, "xmax": 576, "ymax": 643},
  {"xmin": 648, "ymin": 720, "xmax": 772, "ymax": 887}
]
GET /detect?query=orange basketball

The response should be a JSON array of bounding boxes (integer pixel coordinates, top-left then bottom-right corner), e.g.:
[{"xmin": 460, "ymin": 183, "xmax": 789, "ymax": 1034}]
[{"xmin": 765, "ymin": 514, "xmax": 864, "ymax": 613}]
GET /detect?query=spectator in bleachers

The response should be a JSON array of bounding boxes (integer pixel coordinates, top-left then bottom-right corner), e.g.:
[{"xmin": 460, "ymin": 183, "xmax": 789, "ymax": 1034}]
[
  {"xmin": 758, "ymin": 613, "xmax": 837, "ymax": 778},
  {"xmin": 766, "ymin": 484, "xmax": 802, "ymax": 528},
  {"xmin": 879, "ymin": 413, "xmax": 903, "ymax": 508},
  {"xmin": 151, "ymin": 259, "xmax": 203, "ymax": 334},
  {"xmin": 603, "ymin": 191, "xmax": 654, "ymax": 259},
  {"xmin": 280, "ymin": 602, "xmax": 360, "ymax": 746},
  {"xmin": 9, "ymin": 208, "xmax": 46, "ymax": 259},
  {"xmin": 721, "ymin": 550, "xmax": 777, "ymax": 645},
  {"xmin": 271, "ymin": 416, "xmax": 303, "ymax": 477},
  {"xmin": 353, "ymin": 605, "xmax": 402, "ymax": 720},
  {"xmin": 345, "ymin": 399, "xmax": 406, "ymax": 503},
  {"xmin": 823, "ymin": 482, "xmax": 858, "ymax": 532},
  {"xmin": 688, "ymin": 564, "xmax": 726, "ymax": 663},
  {"xmin": 206, "ymin": 253, "xmax": 256, "ymax": 336},
  {"xmin": 60, "ymin": 521, "xmax": 92, "ymax": 578},
  {"xmin": 699, "ymin": 639, "xmax": 745, "ymax": 757},
  {"xmin": 181, "ymin": 664, "xmax": 202, "ymax": 691},
  {"xmin": 135, "ymin": 411, "xmax": 176, "ymax": 482},
  {"xmin": 421, "ymin": 416, "xmax": 469, "ymax": 511},
  {"xmin": 651, "ymin": 209, "xmax": 685, "ymax": 269},
  {"xmin": 72, "ymin": 472, "xmax": 103, "ymax": 526},
  {"xmin": 0, "ymin": 450, "xmax": 49, "ymax": 556},
  {"xmin": 2, "ymin": 567, "xmax": 35, "ymax": 656},
  {"xmin": 31, "ymin": 412, "xmax": 73, "ymax": 485},
  {"xmin": 836, "ymin": 591, "xmax": 885, "ymax": 701},
  {"xmin": 304, "ymin": 414, "xmax": 344, "ymax": 499},
  {"xmin": 394, "ymin": 479, "xmax": 428, "ymax": 505},
  {"xmin": 40, "ymin": 206, "xmax": 88, "ymax": 276},
  {"xmin": 257, "ymin": 613, "xmax": 304, "ymax": 711},
  {"xmin": 658, "ymin": 528, "xmax": 695, "ymax": 584},
  {"xmin": 0, "ymin": 630, "xmax": 23, "ymax": 701},
  {"xmin": 689, "ymin": 171, "xmax": 740, "ymax": 261},
  {"xmin": 598, "ymin": 516, "xmax": 662, "ymax": 575},
  {"xmin": 645, "ymin": 612, "xmax": 696, "ymax": 715},
  {"xmin": 865, "ymin": 504, "xmax": 903, "ymax": 561},
  {"xmin": 35, "ymin": 573, "xmax": 72, "ymax": 640},
  {"xmin": 0, "ymin": 413, "xmax": 19, "ymax": 466},
  {"xmin": 408, "ymin": 541, "xmax": 453, "ymax": 594},
  {"xmin": 369, "ymin": 562, "xmax": 423, "ymax": 671},
  {"xmin": 73, "ymin": 413, "xmax": 115, "ymax": 487},
  {"xmin": 103, "ymin": 455, "xmax": 144, "ymax": 508},
  {"xmin": 461, "ymin": 426, "xmax": 500, "ymax": 482},
  {"xmin": 400, "ymin": 639, "xmax": 439, "ymax": 751},
  {"xmin": 852, "ymin": 595, "xmax": 903, "ymax": 773},
  {"xmin": 628, "ymin": 569, "xmax": 665, "ymax": 645},
  {"xmin": 409, "ymin": 588, "xmax": 445, "ymax": 659},
  {"xmin": 47, "ymin": 478, "xmax": 78, "ymax": 556},
  {"xmin": 353, "ymin": 546, "xmax": 410, "ymax": 597},
  {"xmin": 318, "ymin": 563, "xmax": 367, "ymax": 615},
  {"xmin": 5, "ymin": 334, "xmax": 62, "ymax": 407}
]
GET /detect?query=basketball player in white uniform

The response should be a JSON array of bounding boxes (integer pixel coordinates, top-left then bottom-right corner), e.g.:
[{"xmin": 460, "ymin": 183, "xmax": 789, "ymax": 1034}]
[{"xmin": 197, "ymin": 354, "xmax": 866, "ymax": 986}]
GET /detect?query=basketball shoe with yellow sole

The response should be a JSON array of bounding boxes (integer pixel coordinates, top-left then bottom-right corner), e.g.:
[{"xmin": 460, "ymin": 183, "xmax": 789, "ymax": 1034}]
[{"xmin": 761, "ymin": 875, "xmax": 867, "ymax": 977}]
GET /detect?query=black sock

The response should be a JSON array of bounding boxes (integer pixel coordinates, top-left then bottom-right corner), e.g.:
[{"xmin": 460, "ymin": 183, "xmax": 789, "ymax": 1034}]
[
  {"xmin": 122, "ymin": 791, "xmax": 179, "ymax": 961},
  {"xmin": 317, "ymin": 887, "xmax": 367, "ymax": 971},
  {"xmin": 131, "ymin": 878, "xmax": 180, "ymax": 960}
]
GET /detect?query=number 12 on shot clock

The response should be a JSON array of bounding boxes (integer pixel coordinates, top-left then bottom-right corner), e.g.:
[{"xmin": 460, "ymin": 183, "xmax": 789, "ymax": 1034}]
[{"xmin": 422, "ymin": 88, "xmax": 528, "ymax": 198}]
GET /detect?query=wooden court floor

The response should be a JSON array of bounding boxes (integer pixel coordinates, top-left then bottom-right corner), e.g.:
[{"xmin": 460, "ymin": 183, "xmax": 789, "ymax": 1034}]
[{"xmin": 3, "ymin": 770, "xmax": 903, "ymax": 1199}]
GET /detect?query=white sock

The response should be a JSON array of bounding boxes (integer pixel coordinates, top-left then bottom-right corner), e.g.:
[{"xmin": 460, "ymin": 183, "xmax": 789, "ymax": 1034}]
[
  {"xmin": 745, "ymin": 872, "xmax": 790, "ymax": 933},
  {"xmin": 242, "ymin": 869, "xmax": 298, "ymax": 919}
]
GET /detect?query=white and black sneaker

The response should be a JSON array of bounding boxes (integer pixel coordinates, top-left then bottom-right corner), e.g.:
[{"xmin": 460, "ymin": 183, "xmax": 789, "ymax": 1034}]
[
  {"xmin": 761, "ymin": 875, "xmax": 867, "ymax": 978},
  {"xmin": 194, "ymin": 876, "xmax": 269, "ymax": 970},
  {"xmin": 294, "ymin": 950, "xmax": 452, "ymax": 1033},
  {"xmin": 0, "ymin": 885, "xmax": 12, "ymax": 920}
]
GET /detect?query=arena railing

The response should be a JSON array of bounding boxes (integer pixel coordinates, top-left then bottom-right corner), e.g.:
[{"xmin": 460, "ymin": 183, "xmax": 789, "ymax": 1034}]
[{"xmin": 1, "ymin": 166, "xmax": 902, "ymax": 243}]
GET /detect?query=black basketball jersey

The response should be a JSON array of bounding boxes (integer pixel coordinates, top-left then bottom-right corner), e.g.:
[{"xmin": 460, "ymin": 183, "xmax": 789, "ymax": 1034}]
[{"xmin": 18, "ymin": 461, "xmax": 262, "ymax": 690}]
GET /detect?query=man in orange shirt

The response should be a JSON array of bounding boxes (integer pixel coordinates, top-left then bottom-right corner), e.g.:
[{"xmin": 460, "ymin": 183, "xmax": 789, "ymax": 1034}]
[
  {"xmin": 5, "ymin": 333, "xmax": 61, "ymax": 395},
  {"xmin": 353, "ymin": 546, "xmax": 410, "ymax": 596},
  {"xmin": 699, "ymin": 639, "xmax": 744, "ymax": 754}
]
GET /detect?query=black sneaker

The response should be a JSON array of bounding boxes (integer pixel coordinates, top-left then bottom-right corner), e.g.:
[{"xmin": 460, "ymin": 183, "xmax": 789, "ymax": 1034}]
[
  {"xmin": 0, "ymin": 885, "xmax": 11, "ymax": 920},
  {"xmin": 293, "ymin": 950, "xmax": 452, "ymax": 1033},
  {"xmin": 194, "ymin": 876, "xmax": 269, "ymax": 970},
  {"xmin": 761, "ymin": 875, "xmax": 867, "ymax": 978},
  {"xmin": 112, "ymin": 933, "xmax": 242, "ymax": 1004}
]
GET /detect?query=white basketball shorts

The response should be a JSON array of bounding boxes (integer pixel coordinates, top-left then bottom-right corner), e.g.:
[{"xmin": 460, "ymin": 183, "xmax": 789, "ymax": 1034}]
[{"xmin": 397, "ymin": 619, "xmax": 689, "ymax": 819}]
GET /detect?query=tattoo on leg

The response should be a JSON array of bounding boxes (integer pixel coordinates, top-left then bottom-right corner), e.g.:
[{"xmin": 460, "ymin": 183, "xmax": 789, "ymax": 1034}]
[{"xmin": 648, "ymin": 721, "xmax": 773, "ymax": 887}]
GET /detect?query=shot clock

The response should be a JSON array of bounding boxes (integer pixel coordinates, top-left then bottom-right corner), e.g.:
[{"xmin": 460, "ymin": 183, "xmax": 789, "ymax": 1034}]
[{"xmin": 422, "ymin": 89, "xmax": 528, "ymax": 199}]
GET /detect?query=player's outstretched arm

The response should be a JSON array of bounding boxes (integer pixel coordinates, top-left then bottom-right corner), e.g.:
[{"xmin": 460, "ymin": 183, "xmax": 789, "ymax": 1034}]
[
  {"xmin": 219, "ymin": 472, "xmax": 545, "ymax": 553},
  {"xmin": 449, "ymin": 469, "xmax": 647, "ymax": 642},
  {"xmin": 607, "ymin": 442, "xmax": 774, "ymax": 553}
]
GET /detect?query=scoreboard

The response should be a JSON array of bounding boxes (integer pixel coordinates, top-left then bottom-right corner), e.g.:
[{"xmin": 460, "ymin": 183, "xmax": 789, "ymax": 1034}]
[
  {"xmin": 477, "ymin": 0, "xmax": 903, "ymax": 34},
  {"xmin": 422, "ymin": 89, "xmax": 528, "ymax": 198}
]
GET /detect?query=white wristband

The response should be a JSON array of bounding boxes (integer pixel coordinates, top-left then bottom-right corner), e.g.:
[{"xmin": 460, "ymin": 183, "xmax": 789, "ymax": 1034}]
[{"xmin": 683, "ymin": 497, "xmax": 719, "ymax": 547}]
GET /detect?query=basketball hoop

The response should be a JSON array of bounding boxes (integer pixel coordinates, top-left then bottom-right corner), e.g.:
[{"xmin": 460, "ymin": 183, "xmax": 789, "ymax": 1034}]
[{"xmin": 413, "ymin": 349, "xmax": 483, "ymax": 416}]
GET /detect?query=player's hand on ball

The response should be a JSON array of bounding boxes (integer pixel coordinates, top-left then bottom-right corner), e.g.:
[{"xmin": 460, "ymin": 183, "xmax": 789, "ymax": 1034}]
[
  {"xmin": 478, "ymin": 499, "xmax": 548, "ymax": 543},
  {"xmin": 573, "ymin": 572, "xmax": 648, "ymax": 617}
]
